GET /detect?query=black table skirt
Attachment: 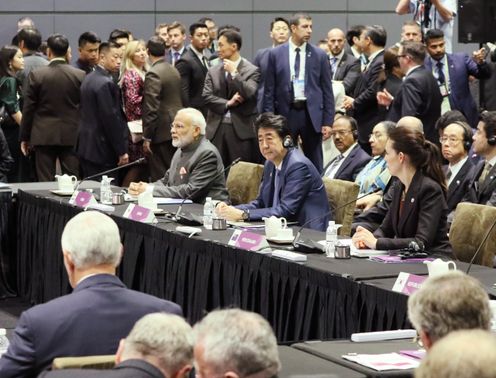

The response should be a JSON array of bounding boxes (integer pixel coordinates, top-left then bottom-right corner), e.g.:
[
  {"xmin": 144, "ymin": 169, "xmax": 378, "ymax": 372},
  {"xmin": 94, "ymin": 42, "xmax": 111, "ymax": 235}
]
[
  {"xmin": 0, "ymin": 191, "xmax": 16, "ymax": 298},
  {"xmin": 15, "ymin": 190, "xmax": 412, "ymax": 342}
]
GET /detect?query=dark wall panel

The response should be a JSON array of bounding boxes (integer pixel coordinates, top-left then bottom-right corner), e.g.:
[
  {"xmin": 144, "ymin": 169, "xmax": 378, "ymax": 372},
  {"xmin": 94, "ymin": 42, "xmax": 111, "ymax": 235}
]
[
  {"xmin": 0, "ymin": 0, "xmax": 53, "ymax": 12},
  {"xmin": 156, "ymin": 0, "xmax": 250, "ymax": 12},
  {"xmin": 0, "ymin": 14, "xmax": 53, "ymax": 47},
  {"xmin": 54, "ymin": 0, "xmax": 155, "ymax": 12}
]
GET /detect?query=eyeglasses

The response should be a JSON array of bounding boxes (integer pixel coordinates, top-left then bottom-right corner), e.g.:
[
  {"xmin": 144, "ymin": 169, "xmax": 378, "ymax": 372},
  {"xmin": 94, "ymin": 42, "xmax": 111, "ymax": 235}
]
[
  {"xmin": 369, "ymin": 133, "xmax": 385, "ymax": 140},
  {"xmin": 330, "ymin": 130, "xmax": 353, "ymax": 138},
  {"xmin": 439, "ymin": 136, "xmax": 463, "ymax": 144}
]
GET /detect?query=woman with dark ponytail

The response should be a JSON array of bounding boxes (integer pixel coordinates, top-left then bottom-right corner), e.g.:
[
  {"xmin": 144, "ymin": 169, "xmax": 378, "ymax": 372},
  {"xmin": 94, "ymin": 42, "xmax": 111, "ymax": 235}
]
[{"xmin": 352, "ymin": 125, "xmax": 452, "ymax": 254}]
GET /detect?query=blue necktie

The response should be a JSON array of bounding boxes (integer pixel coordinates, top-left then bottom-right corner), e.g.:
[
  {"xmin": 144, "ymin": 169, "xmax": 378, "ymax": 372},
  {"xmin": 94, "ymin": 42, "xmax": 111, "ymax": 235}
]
[
  {"xmin": 173, "ymin": 52, "xmax": 181, "ymax": 64},
  {"xmin": 272, "ymin": 170, "xmax": 281, "ymax": 206},
  {"xmin": 330, "ymin": 57, "xmax": 338, "ymax": 76},
  {"xmin": 294, "ymin": 47, "xmax": 301, "ymax": 79},
  {"xmin": 436, "ymin": 61, "xmax": 445, "ymax": 85}
]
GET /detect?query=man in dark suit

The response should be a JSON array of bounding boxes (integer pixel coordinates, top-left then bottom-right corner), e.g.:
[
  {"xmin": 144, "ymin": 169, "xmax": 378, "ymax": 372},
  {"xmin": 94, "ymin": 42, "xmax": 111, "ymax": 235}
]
[
  {"xmin": 76, "ymin": 41, "xmax": 128, "ymax": 180},
  {"xmin": 463, "ymin": 111, "xmax": 496, "ymax": 207},
  {"xmin": 20, "ymin": 34, "xmax": 85, "ymax": 181},
  {"xmin": 424, "ymin": 29, "xmax": 491, "ymax": 128},
  {"xmin": 175, "ymin": 23, "xmax": 210, "ymax": 118},
  {"xmin": 323, "ymin": 115, "xmax": 371, "ymax": 182},
  {"xmin": 263, "ymin": 12, "xmax": 334, "ymax": 174},
  {"xmin": 377, "ymin": 41, "xmax": 442, "ymax": 144},
  {"xmin": 252, "ymin": 17, "xmax": 290, "ymax": 112},
  {"xmin": 73, "ymin": 31, "xmax": 101, "ymax": 74},
  {"xmin": 165, "ymin": 21, "xmax": 187, "ymax": 65},
  {"xmin": 439, "ymin": 121, "xmax": 474, "ymax": 213},
  {"xmin": 327, "ymin": 28, "xmax": 360, "ymax": 96},
  {"xmin": 217, "ymin": 113, "xmax": 330, "ymax": 231},
  {"xmin": 142, "ymin": 37, "xmax": 182, "ymax": 181},
  {"xmin": 39, "ymin": 313, "xmax": 193, "ymax": 378},
  {"xmin": 0, "ymin": 211, "xmax": 182, "ymax": 378},
  {"xmin": 343, "ymin": 25, "xmax": 386, "ymax": 154},
  {"xmin": 202, "ymin": 29, "xmax": 260, "ymax": 167}
]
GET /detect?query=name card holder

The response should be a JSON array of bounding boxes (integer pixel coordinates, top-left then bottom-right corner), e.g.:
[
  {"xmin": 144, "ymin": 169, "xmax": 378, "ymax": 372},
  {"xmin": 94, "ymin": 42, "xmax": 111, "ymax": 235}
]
[
  {"xmin": 392, "ymin": 272, "xmax": 427, "ymax": 295},
  {"xmin": 123, "ymin": 204, "xmax": 157, "ymax": 224},
  {"xmin": 228, "ymin": 230, "xmax": 270, "ymax": 251},
  {"xmin": 69, "ymin": 190, "xmax": 98, "ymax": 208}
]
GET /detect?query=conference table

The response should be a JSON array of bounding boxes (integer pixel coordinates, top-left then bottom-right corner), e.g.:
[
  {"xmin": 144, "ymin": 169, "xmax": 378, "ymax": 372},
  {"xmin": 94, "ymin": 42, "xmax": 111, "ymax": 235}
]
[{"xmin": 2, "ymin": 184, "xmax": 495, "ymax": 344}]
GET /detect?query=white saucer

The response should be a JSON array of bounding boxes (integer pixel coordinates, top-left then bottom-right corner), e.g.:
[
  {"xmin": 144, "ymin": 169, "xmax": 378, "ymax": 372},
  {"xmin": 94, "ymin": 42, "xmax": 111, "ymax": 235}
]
[
  {"xmin": 267, "ymin": 235, "xmax": 294, "ymax": 244},
  {"xmin": 152, "ymin": 208, "xmax": 166, "ymax": 215},
  {"xmin": 50, "ymin": 189, "xmax": 75, "ymax": 196}
]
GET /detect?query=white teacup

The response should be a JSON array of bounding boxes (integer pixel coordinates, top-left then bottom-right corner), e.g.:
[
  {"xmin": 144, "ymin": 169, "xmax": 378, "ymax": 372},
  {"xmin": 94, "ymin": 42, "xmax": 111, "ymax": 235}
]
[
  {"xmin": 55, "ymin": 174, "xmax": 77, "ymax": 191},
  {"xmin": 264, "ymin": 216, "xmax": 288, "ymax": 238},
  {"xmin": 138, "ymin": 190, "xmax": 156, "ymax": 210},
  {"xmin": 276, "ymin": 228, "xmax": 293, "ymax": 240}
]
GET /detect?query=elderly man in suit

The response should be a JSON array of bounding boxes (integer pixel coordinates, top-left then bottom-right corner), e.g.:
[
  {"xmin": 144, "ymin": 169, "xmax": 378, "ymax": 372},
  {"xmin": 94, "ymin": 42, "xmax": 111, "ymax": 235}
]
[
  {"xmin": 175, "ymin": 23, "xmax": 210, "ymax": 118},
  {"xmin": 217, "ymin": 113, "xmax": 329, "ymax": 231},
  {"xmin": 202, "ymin": 29, "xmax": 261, "ymax": 167},
  {"xmin": 76, "ymin": 41, "xmax": 128, "ymax": 180},
  {"xmin": 327, "ymin": 28, "xmax": 360, "ymax": 96},
  {"xmin": 142, "ymin": 36, "xmax": 183, "ymax": 181},
  {"xmin": 39, "ymin": 313, "xmax": 193, "ymax": 378},
  {"xmin": 20, "ymin": 33, "xmax": 85, "ymax": 181},
  {"xmin": 129, "ymin": 108, "xmax": 228, "ymax": 203},
  {"xmin": 323, "ymin": 115, "xmax": 371, "ymax": 182},
  {"xmin": 424, "ymin": 29, "xmax": 491, "ymax": 128},
  {"xmin": 463, "ymin": 111, "xmax": 496, "ymax": 206},
  {"xmin": 377, "ymin": 41, "xmax": 442, "ymax": 144},
  {"xmin": 0, "ymin": 211, "xmax": 182, "ymax": 378},
  {"xmin": 263, "ymin": 12, "xmax": 334, "ymax": 173}
]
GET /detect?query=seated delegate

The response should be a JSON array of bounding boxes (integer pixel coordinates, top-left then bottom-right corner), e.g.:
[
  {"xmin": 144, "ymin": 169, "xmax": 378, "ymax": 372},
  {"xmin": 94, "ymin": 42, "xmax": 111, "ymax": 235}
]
[
  {"xmin": 217, "ymin": 112, "xmax": 330, "ymax": 231},
  {"xmin": 352, "ymin": 126, "xmax": 452, "ymax": 253},
  {"xmin": 128, "ymin": 107, "xmax": 228, "ymax": 203}
]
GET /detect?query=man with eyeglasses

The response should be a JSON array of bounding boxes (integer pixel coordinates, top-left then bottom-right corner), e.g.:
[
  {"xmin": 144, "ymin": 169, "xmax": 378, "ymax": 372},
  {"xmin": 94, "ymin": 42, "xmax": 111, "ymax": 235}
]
[
  {"xmin": 128, "ymin": 108, "xmax": 229, "ymax": 203},
  {"xmin": 377, "ymin": 41, "xmax": 442, "ymax": 144},
  {"xmin": 322, "ymin": 115, "xmax": 370, "ymax": 181}
]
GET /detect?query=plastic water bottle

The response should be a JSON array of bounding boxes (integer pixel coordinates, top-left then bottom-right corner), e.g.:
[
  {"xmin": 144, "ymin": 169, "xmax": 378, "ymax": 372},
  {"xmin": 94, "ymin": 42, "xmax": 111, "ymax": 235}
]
[
  {"xmin": 203, "ymin": 197, "xmax": 214, "ymax": 230},
  {"xmin": 0, "ymin": 328, "xmax": 9, "ymax": 353},
  {"xmin": 325, "ymin": 221, "xmax": 339, "ymax": 258},
  {"xmin": 100, "ymin": 175, "xmax": 113, "ymax": 205}
]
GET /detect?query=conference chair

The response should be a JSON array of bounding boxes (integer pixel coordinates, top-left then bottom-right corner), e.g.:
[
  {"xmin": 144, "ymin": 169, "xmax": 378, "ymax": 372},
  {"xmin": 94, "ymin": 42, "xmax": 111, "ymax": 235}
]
[
  {"xmin": 449, "ymin": 202, "xmax": 496, "ymax": 267},
  {"xmin": 226, "ymin": 161, "xmax": 264, "ymax": 205},
  {"xmin": 323, "ymin": 178, "xmax": 359, "ymax": 236},
  {"xmin": 52, "ymin": 355, "xmax": 115, "ymax": 370}
]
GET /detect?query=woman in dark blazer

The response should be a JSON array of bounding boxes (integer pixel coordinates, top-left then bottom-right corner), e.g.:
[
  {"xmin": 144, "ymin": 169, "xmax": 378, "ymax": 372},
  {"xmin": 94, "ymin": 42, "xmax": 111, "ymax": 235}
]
[{"xmin": 352, "ymin": 126, "xmax": 452, "ymax": 254}]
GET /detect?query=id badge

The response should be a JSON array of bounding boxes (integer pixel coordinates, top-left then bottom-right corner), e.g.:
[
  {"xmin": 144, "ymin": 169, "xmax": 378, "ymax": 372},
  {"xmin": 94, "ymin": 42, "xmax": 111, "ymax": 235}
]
[
  {"xmin": 439, "ymin": 84, "xmax": 449, "ymax": 97},
  {"xmin": 293, "ymin": 78, "xmax": 305, "ymax": 100}
]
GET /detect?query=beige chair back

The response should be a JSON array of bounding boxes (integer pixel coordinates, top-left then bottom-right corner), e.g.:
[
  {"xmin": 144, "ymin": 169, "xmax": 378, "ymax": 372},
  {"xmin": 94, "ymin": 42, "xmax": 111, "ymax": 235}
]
[
  {"xmin": 323, "ymin": 178, "xmax": 359, "ymax": 236},
  {"xmin": 52, "ymin": 355, "xmax": 115, "ymax": 370},
  {"xmin": 226, "ymin": 161, "xmax": 264, "ymax": 205},
  {"xmin": 449, "ymin": 202, "xmax": 496, "ymax": 267}
]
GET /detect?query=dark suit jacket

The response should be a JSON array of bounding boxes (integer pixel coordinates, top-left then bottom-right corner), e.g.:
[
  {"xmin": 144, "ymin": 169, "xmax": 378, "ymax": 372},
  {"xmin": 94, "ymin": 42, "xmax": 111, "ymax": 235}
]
[
  {"xmin": 0, "ymin": 274, "xmax": 182, "ymax": 378},
  {"xmin": 20, "ymin": 60, "xmax": 85, "ymax": 146},
  {"xmin": 142, "ymin": 59, "xmax": 182, "ymax": 144},
  {"xmin": 236, "ymin": 148, "xmax": 330, "ymax": 231},
  {"xmin": 38, "ymin": 360, "xmax": 164, "ymax": 378},
  {"xmin": 323, "ymin": 144, "xmax": 371, "ymax": 182},
  {"xmin": 463, "ymin": 160, "xmax": 496, "ymax": 206},
  {"xmin": 175, "ymin": 47, "xmax": 209, "ymax": 117},
  {"xmin": 76, "ymin": 66, "xmax": 128, "ymax": 166},
  {"xmin": 252, "ymin": 46, "xmax": 271, "ymax": 113},
  {"xmin": 262, "ymin": 42, "xmax": 334, "ymax": 132},
  {"xmin": 424, "ymin": 53, "xmax": 492, "ymax": 127},
  {"xmin": 445, "ymin": 158, "xmax": 474, "ymax": 212},
  {"xmin": 373, "ymin": 171, "xmax": 452, "ymax": 254},
  {"xmin": 352, "ymin": 50, "xmax": 384, "ymax": 144},
  {"xmin": 387, "ymin": 65, "xmax": 442, "ymax": 144},
  {"xmin": 202, "ymin": 59, "xmax": 260, "ymax": 141},
  {"xmin": 333, "ymin": 52, "xmax": 360, "ymax": 96}
]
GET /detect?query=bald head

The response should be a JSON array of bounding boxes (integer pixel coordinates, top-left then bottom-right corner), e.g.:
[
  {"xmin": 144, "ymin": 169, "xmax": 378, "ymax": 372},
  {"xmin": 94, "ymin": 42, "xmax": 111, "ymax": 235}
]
[
  {"xmin": 327, "ymin": 28, "xmax": 346, "ymax": 56},
  {"xmin": 397, "ymin": 116, "xmax": 424, "ymax": 133}
]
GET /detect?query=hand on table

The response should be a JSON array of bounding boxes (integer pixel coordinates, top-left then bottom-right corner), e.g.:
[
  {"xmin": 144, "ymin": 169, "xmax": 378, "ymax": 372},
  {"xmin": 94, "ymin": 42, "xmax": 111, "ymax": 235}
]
[
  {"xmin": 128, "ymin": 181, "xmax": 148, "ymax": 196},
  {"xmin": 352, "ymin": 226, "xmax": 378, "ymax": 249}
]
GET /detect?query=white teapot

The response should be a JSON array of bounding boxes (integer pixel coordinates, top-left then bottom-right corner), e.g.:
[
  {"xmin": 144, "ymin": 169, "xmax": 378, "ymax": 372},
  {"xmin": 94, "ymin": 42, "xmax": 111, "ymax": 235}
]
[
  {"xmin": 424, "ymin": 258, "xmax": 457, "ymax": 277},
  {"xmin": 263, "ymin": 216, "xmax": 287, "ymax": 238},
  {"xmin": 55, "ymin": 174, "xmax": 77, "ymax": 191}
]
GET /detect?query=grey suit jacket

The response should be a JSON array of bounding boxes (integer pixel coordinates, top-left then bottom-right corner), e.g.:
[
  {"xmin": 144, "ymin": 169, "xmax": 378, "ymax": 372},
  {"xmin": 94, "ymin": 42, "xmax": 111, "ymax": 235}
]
[
  {"xmin": 142, "ymin": 59, "xmax": 182, "ymax": 144},
  {"xmin": 20, "ymin": 60, "xmax": 85, "ymax": 146},
  {"xmin": 153, "ymin": 136, "xmax": 229, "ymax": 203},
  {"xmin": 202, "ymin": 58, "xmax": 260, "ymax": 141}
]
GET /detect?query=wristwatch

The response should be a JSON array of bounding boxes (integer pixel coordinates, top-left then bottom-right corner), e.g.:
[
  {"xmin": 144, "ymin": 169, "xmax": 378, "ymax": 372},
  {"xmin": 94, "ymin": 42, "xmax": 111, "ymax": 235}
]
[{"xmin": 241, "ymin": 209, "xmax": 249, "ymax": 221}]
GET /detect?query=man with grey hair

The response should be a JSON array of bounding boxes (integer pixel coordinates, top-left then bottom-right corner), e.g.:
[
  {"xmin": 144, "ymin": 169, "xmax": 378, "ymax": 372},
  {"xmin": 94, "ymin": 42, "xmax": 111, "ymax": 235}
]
[
  {"xmin": 129, "ymin": 107, "xmax": 229, "ymax": 203},
  {"xmin": 0, "ymin": 211, "xmax": 182, "ymax": 378},
  {"xmin": 408, "ymin": 271, "xmax": 491, "ymax": 350},
  {"xmin": 39, "ymin": 313, "xmax": 194, "ymax": 378},
  {"xmin": 193, "ymin": 308, "xmax": 280, "ymax": 378}
]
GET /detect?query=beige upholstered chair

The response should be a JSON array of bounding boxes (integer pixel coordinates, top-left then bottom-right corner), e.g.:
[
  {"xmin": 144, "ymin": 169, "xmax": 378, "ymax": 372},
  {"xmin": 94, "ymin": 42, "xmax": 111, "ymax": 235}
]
[
  {"xmin": 226, "ymin": 161, "xmax": 264, "ymax": 205},
  {"xmin": 52, "ymin": 355, "xmax": 115, "ymax": 370},
  {"xmin": 449, "ymin": 203, "xmax": 496, "ymax": 267},
  {"xmin": 323, "ymin": 178, "xmax": 359, "ymax": 236}
]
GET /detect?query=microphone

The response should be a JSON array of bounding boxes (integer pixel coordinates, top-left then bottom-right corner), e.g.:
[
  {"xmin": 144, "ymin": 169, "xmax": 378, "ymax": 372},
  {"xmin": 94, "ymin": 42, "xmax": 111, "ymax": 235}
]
[
  {"xmin": 397, "ymin": 240, "xmax": 428, "ymax": 259},
  {"xmin": 74, "ymin": 158, "xmax": 146, "ymax": 192},
  {"xmin": 174, "ymin": 157, "xmax": 241, "ymax": 226},
  {"xmin": 292, "ymin": 187, "xmax": 383, "ymax": 254},
  {"xmin": 466, "ymin": 217, "xmax": 496, "ymax": 274}
]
